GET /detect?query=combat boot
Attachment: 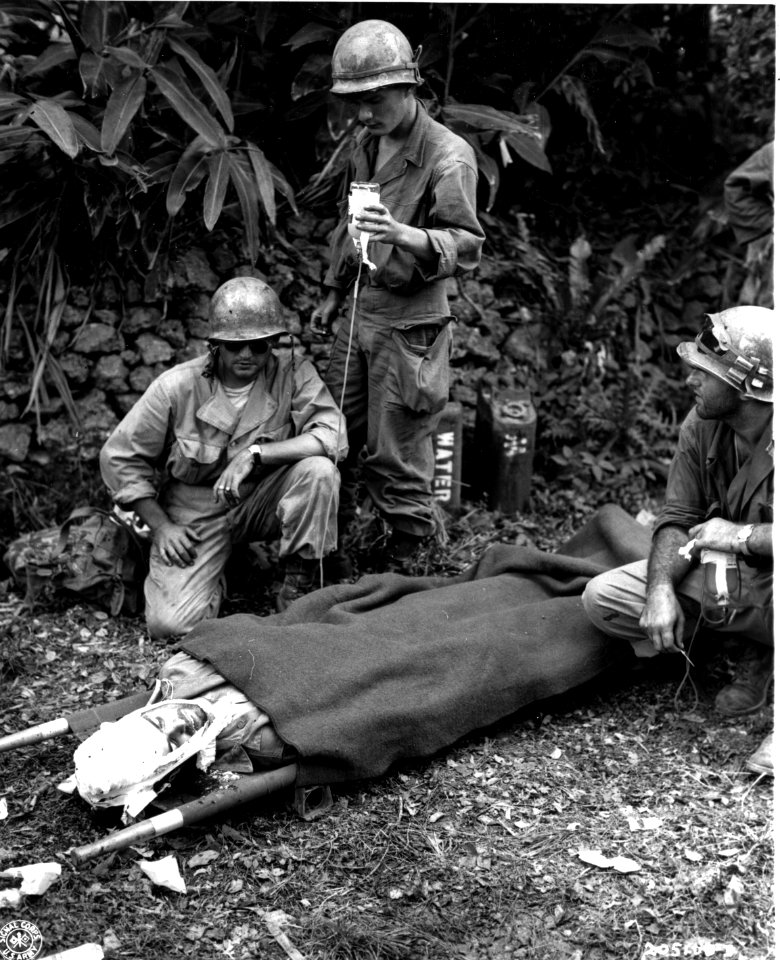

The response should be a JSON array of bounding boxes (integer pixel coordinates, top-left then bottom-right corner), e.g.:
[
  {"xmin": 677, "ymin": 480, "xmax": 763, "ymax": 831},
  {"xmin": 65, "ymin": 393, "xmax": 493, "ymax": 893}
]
[
  {"xmin": 714, "ymin": 640, "xmax": 773, "ymax": 716},
  {"xmin": 276, "ymin": 557, "xmax": 322, "ymax": 613},
  {"xmin": 385, "ymin": 529, "xmax": 425, "ymax": 574},
  {"xmin": 746, "ymin": 732, "xmax": 774, "ymax": 776}
]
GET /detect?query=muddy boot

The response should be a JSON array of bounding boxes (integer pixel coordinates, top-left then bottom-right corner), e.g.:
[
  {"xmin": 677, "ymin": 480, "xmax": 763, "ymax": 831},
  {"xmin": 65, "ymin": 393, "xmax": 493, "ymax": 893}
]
[
  {"xmin": 746, "ymin": 732, "xmax": 774, "ymax": 776},
  {"xmin": 385, "ymin": 530, "xmax": 425, "ymax": 574},
  {"xmin": 714, "ymin": 640, "xmax": 774, "ymax": 716},
  {"xmin": 276, "ymin": 557, "xmax": 322, "ymax": 613}
]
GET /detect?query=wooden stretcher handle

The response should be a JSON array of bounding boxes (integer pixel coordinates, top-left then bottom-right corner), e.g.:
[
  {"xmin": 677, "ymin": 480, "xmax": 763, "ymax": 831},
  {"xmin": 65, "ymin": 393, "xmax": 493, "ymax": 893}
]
[
  {"xmin": 0, "ymin": 673, "xmax": 226, "ymax": 754},
  {"xmin": 68, "ymin": 763, "xmax": 298, "ymax": 865},
  {"xmin": 0, "ymin": 718, "xmax": 70, "ymax": 753}
]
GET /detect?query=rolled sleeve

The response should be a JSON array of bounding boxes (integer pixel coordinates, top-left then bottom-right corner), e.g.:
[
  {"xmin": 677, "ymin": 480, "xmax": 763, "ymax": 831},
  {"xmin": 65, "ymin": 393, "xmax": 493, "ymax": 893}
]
[
  {"xmin": 290, "ymin": 360, "xmax": 348, "ymax": 461},
  {"xmin": 100, "ymin": 379, "xmax": 172, "ymax": 505},
  {"xmin": 652, "ymin": 415, "xmax": 707, "ymax": 537}
]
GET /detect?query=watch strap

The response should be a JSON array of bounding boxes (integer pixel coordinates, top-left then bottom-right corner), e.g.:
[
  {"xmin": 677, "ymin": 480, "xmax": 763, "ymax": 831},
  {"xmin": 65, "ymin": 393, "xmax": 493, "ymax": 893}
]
[{"xmin": 736, "ymin": 524, "xmax": 755, "ymax": 555}]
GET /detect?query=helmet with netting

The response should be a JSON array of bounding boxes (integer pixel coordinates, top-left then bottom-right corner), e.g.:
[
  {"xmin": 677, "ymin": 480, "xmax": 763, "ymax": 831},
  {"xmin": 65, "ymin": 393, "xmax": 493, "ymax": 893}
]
[{"xmin": 677, "ymin": 306, "xmax": 774, "ymax": 402}]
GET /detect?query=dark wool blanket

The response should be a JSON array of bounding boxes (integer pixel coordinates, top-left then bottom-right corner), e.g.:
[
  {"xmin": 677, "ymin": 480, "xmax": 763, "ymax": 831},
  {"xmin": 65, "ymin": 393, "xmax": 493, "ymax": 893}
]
[{"xmin": 180, "ymin": 505, "xmax": 652, "ymax": 787}]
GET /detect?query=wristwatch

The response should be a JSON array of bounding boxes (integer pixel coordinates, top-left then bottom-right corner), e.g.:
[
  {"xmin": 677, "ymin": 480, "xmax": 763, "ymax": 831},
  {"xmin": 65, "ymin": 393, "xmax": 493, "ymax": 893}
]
[
  {"xmin": 248, "ymin": 443, "xmax": 264, "ymax": 467},
  {"xmin": 735, "ymin": 524, "xmax": 755, "ymax": 555}
]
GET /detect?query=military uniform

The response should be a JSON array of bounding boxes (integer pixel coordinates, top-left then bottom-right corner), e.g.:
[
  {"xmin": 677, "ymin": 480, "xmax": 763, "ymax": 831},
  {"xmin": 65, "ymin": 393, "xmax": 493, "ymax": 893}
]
[
  {"xmin": 323, "ymin": 102, "xmax": 484, "ymax": 538},
  {"xmin": 101, "ymin": 351, "xmax": 346, "ymax": 638}
]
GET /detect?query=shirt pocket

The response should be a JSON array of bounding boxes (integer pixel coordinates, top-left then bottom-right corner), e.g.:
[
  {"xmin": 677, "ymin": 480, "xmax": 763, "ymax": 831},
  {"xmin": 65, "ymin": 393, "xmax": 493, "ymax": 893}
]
[{"xmin": 169, "ymin": 435, "xmax": 226, "ymax": 485}]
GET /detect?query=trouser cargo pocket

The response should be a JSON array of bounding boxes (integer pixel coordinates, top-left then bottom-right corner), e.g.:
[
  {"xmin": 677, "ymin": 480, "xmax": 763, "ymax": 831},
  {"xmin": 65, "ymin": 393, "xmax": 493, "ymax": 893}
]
[{"xmin": 391, "ymin": 321, "xmax": 452, "ymax": 414}]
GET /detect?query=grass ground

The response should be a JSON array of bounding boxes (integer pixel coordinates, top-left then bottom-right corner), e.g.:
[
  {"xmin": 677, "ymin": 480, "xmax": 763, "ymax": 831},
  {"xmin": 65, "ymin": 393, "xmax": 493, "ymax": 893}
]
[{"xmin": 0, "ymin": 492, "xmax": 774, "ymax": 960}]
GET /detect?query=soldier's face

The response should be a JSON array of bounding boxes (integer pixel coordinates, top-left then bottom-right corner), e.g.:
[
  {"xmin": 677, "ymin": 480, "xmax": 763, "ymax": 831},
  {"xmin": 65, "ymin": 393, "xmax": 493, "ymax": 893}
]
[
  {"xmin": 217, "ymin": 339, "xmax": 271, "ymax": 387},
  {"xmin": 350, "ymin": 86, "xmax": 415, "ymax": 137},
  {"xmin": 685, "ymin": 365, "xmax": 742, "ymax": 420}
]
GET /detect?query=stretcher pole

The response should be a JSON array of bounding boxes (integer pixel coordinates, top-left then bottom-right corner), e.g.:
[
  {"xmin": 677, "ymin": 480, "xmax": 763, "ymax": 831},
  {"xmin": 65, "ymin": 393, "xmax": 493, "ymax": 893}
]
[
  {"xmin": 0, "ymin": 718, "xmax": 71, "ymax": 752},
  {"xmin": 68, "ymin": 763, "xmax": 298, "ymax": 865},
  {"xmin": 0, "ymin": 675, "xmax": 225, "ymax": 754}
]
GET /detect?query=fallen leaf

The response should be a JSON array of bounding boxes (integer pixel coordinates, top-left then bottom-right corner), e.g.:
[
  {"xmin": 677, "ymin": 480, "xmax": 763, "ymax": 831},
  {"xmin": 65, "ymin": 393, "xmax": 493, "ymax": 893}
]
[
  {"xmin": 103, "ymin": 930, "xmax": 121, "ymax": 951},
  {"xmin": 610, "ymin": 856, "xmax": 642, "ymax": 874},
  {"xmin": 0, "ymin": 861, "xmax": 61, "ymax": 895},
  {"xmin": 0, "ymin": 890, "xmax": 22, "ymax": 908},
  {"xmin": 684, "ymin": 849, "xmax": 703, "ymax": 862},
  {"xmin": 724, "ymin": 875, "xmax": 743, "ymax": 911},
  {"xmin": 187, "ymin": 850, "xmax": 220, "ymax": 868},
  {"xmin": 578, "ymin": 849, "xmax": 613, "ymax": 869},
  {"xmin": 680, "ymin": 713, "xmax": 706, "ymax": 724},
  {"xmin": 577, "ymin": 849, "xmax": 641, "ymax": 873},
  {"xmin": 138, "ymin": 855, "xmax": 187, "ymax": 894}
]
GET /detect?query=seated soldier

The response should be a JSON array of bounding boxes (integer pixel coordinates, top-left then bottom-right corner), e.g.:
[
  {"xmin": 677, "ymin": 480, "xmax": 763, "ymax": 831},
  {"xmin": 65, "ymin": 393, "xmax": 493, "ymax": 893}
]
[
  {"xmin": 582, "ymin": 306, "xmax": 774, "ymax": 775},
  {"xmin": 100, "ymin": 277, "xmax": 347, "ymax": 639}
]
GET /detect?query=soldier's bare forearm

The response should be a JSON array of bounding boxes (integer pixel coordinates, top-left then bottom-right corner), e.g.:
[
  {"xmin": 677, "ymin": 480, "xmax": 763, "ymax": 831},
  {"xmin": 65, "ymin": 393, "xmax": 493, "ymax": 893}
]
[
  {"xmin": 128, "ymin": 497, "xmax": 170, "ymax": 533},
  {"xmin": 647, "ymin": 525, "xmax": 692, "ymax": 594}
]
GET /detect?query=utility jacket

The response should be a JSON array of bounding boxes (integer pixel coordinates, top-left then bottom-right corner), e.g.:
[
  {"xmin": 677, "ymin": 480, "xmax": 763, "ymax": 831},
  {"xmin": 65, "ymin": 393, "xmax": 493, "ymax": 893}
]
[
  {"xmin": 653, "ymin": 409, "xmax": 773, "ymax": 622},
  {"xmin": 100, "ymin": 351, "xmax": 347, "ymax": 506},
  {"xmin": 324, "ymin": 101, "xmax": 484, "ymax": 320}
]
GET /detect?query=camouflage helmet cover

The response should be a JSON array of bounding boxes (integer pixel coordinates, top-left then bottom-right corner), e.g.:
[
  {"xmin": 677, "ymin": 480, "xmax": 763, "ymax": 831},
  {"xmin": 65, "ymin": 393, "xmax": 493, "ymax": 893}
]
[{"xmin": 677, "ymin": 306, "xmax": 774, "ymax": 402}]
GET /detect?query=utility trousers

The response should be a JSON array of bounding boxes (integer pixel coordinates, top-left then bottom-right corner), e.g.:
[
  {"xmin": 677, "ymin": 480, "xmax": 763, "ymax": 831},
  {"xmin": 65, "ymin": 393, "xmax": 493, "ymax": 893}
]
[
  {"xmin": 582, "ymin": 559, "xmax": 773, "ymax": 658},
  {"xmin": 324, "ymin": 299, "xmax": 451, "ymax": 539},
  {"xmin": 145, "ymin": 457, "xmax": 339, "ymax": 640}
]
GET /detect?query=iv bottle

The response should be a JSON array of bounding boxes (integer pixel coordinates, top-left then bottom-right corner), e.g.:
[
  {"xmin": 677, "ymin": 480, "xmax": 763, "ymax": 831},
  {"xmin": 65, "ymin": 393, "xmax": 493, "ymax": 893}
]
[
  {"xmin": 348, "ymin": 181, "xmax": 380, "ymax": 239},
  {"xmin": 700, "ymin": 549, "xmax": 741, "ymax": 625}
]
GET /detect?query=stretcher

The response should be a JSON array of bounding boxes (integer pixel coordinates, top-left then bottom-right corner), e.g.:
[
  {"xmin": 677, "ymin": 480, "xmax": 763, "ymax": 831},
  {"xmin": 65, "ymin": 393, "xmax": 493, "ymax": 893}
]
[{"xmin": 1, "ymin": 507, "xmax": 653, "ymax": 865}]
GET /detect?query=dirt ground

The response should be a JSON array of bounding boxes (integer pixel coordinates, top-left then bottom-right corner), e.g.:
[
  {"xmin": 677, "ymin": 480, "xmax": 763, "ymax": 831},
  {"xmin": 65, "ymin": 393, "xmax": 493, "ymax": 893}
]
[{"xmin": 0, "ymin": 505, "xmax": 774, "ymax": 960}]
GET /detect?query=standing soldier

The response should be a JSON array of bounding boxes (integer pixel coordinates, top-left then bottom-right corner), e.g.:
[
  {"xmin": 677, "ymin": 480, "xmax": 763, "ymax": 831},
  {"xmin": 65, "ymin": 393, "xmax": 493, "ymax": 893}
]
[
  {"xmin": 312, "ymin": 19, "xmax": 484, "ymax": 572},
  {"xmin": 101, "ymin": 277, "xmax": 347, "ymax": 637}
]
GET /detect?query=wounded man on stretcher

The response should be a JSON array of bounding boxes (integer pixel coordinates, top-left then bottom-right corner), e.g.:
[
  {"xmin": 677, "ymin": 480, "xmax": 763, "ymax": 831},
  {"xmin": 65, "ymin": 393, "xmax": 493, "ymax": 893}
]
[
  {"xmin": 5, "ymin": 506, "xmax": 660, "ymax": 861},
  {"xmin": 62, "ymin": 652, "xmax": 297, "ymax": 822}
]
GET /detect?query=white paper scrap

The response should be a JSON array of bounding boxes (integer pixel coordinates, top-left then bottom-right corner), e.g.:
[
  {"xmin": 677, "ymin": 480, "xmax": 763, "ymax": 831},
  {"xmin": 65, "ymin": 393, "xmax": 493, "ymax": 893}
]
[{"xmin": 137, "ymin": 855, "xmax": 187, "ymax": 894}]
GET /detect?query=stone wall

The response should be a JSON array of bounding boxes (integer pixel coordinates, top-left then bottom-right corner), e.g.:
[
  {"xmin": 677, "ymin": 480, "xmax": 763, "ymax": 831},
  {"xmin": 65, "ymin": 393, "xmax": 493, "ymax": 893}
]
[{"xmin": 0, "ymin": 213, "xmax": 731, "ymax": 485}]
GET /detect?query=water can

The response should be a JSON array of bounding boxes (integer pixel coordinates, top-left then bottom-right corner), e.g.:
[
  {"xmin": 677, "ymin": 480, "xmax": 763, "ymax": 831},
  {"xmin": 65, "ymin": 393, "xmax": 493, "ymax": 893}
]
[
  {"xmin": 432, "ymin": 401, "xmax": 463, "ymax": 513},
  {"xmin": 347, "ymin": 181, "xmax": 380, "ymax": 239},
  {"xmin": 474, "ymin": 384, "xmax": 536, "ymax": 514}
]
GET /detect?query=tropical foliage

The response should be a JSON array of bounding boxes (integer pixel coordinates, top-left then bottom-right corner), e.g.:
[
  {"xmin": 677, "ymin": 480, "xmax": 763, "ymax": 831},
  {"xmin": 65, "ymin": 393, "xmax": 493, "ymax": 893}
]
[{"xmin": 0, "ymin": 2, "xmax": 774, "ymax": 513}]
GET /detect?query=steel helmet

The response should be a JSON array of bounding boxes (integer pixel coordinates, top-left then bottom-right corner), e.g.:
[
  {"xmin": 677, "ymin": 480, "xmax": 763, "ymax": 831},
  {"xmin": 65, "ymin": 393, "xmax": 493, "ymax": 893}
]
[
  {"xmin": 208, "ymin": 277, "xmax": 287, "ymax": 341},
  {"xmin": 677, "ymin": 306, "xmax": 774, "ymax": 402},
  {"xmin": 330, "ymin": 20, "xmax": 421, "ymax": 96}
]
